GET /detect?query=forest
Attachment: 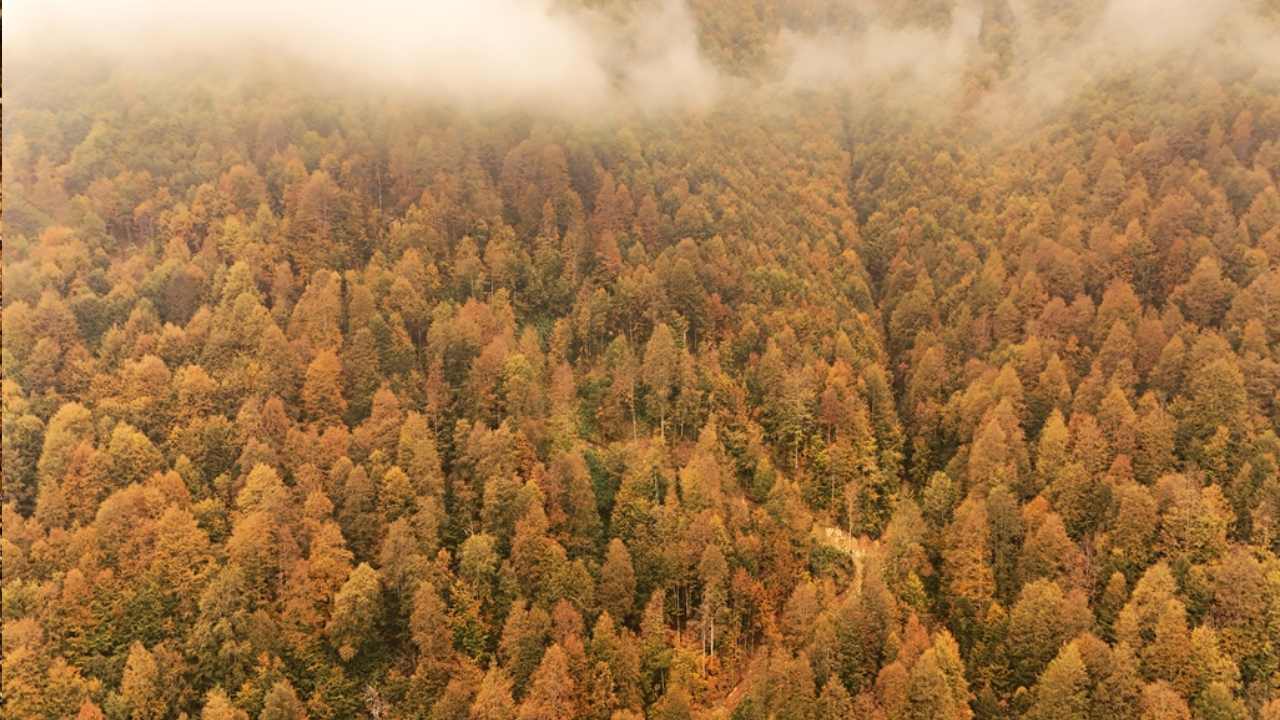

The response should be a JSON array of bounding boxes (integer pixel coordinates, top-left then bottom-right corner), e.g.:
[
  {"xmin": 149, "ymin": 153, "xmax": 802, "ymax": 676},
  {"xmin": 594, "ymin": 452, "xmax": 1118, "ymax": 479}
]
[{"xmin": 2, "ymin": 0, "xmax": 1280, "ymax": 718}]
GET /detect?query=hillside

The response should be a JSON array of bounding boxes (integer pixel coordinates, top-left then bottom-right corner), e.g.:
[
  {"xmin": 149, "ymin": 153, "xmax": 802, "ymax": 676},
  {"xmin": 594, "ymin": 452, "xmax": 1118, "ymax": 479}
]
[{"xmin": 3, "ymin": 1, "xmax": 1280, "ymax": 719}]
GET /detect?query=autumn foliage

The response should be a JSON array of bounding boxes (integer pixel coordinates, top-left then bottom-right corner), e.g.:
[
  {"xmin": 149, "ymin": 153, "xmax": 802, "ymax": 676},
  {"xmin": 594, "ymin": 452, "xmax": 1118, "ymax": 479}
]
[{"xmin": 3, "ymin": 2, "xmax": 1280, "ymax": 719}]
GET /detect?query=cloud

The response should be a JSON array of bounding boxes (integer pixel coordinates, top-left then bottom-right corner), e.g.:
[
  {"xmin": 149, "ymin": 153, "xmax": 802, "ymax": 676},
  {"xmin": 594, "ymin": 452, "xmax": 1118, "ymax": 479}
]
[
  {"xmin": 3, "ymin": 0, "xmax": 721, "ymax": 112},
  {"xmin": 623, "ymin": 0, "xmax": 723, "ymax": 112},
  {"xmin": 769, "ymin": 0, "xmax": 1274, "ymax": 121},
  {"xmin": 985, "ymin": 0, "xmax": 1277, "ymax": 117},
  {"xmin": 1095, "ymin": 0, "xmax": 1239, "ymax": 51},
  {"xmin": 779, "ymin": 5, "xmax": 981, "ymax": 95},
  {"xmin": 4, "ymin": 0, "xmax": 1270, "ymax": 118}
]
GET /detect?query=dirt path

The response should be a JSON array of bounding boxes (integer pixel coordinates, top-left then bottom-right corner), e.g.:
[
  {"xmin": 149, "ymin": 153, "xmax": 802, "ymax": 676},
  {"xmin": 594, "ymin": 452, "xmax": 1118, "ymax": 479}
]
[
  {"xmin": 814, "ymin": 524, "xmax": 877, "ymax": 594},
  {"xmin": 718, "ymin": 525, "xmax": 879, "ymax": 713}
]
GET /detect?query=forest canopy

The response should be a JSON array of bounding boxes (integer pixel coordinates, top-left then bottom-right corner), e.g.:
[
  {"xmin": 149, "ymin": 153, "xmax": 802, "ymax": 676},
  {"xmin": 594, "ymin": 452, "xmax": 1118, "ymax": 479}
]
[{"xmin": 3, "ymin": 0, "xmax": 1280, "ymax": 719}]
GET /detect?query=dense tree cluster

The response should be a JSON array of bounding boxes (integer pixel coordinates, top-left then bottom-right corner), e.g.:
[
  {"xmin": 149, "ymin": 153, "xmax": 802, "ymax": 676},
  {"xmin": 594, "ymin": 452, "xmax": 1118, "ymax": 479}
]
[{"xmin": 3, "ymin": 1, "xmax": 1280, "ymax": 719}]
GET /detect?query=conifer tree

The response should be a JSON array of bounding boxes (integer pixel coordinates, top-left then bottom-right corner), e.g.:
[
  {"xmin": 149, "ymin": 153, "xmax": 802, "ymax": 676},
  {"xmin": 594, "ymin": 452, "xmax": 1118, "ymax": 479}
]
[
  {"xmin": 326, "ymin": 563, "xmax": 384, "ymax": 662},
  {"xmin": 599, "ymin": 539, "xmax": 638, "ymax": 625}
]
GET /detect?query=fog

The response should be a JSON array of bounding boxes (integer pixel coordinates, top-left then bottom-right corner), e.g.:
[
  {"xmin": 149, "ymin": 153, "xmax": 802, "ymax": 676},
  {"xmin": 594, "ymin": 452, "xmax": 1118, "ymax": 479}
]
[
  {"xmin": 777, "ymin": 6, "xmax": 982, "ymax": 101},
  {"xmin": 4, "ymin": 0, "xmax": 1274, "ymax": 116},
  {"xmin": 775, "ymin": 0, "xmax": 1275, "ymax": 118},
  {"xmin": 3, "ymin": 0, "xmax": 720, "ymax": 112},
  {"xmin": 1003, "ymin": 0, "xmax": 1277, "ymax": 109}
]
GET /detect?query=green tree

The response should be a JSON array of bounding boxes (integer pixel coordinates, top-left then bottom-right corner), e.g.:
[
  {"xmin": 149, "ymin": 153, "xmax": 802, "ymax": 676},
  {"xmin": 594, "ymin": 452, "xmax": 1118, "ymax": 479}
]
[
  {"xmin": 1027, "ymin": 642, "xmax": 1089, "ymax": 720},
  {"xmin": 326, "ymin": 563, "xmax": 384, "ymax": 662},
  {"xmin": 599, "ymin": 539, "xmax": 637, "ymax": 625},
  {"xmin": 106, "ymin": 422, "xmax": 165, "ymax": 489},
  {"xmin": 188, "ymin": 565, "xmax": 257, "ymax": 691},
  {"xmin": 260, "ymin": 680, "xmax": 306, "ymax": 720},
  {"xmin": 37, "ymin": 402, "xmax": 94, "ymax": 488},
  {"xmin": 1177, "ymin": 357, "xmax": 1249, "ymax": 465},
  {"xmin": 398, "ymin": 412, "xmax": 445, "ymax": 498},
  {"xmin": 500, "ymin": 600, "xmax": 552, "ymax": 700},
  {"xmin": 1007, "ymin": 579, "xmax": 1068, "ymax": 690},
  {"xmin": 641, "ymin": 324, "xmax": 679, "ymax": 436}
]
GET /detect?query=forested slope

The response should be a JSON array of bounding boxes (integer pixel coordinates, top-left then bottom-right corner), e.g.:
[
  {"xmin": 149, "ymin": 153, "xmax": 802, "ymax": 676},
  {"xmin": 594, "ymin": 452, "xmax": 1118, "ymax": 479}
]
[{"xmin": 3, "ymin": 1, "xmax": 1280, "ymax": 719}]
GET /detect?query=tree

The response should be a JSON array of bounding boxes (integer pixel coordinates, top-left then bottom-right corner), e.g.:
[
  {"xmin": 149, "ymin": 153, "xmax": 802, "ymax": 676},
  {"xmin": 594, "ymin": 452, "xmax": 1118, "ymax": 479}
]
[
  {"xmin": 1138, "ymin": 681, "xmax": 1190, "ymax": 720},
  {"xmin": 260, "ymin": 680, "xmax": 306, "ymax": 720},
  {"xmin": 698, "ymin": 542, "xmax": 729, "ymax": 657},
  {"xmin": 650, "ymin": 686, "xmax": 693, "ymax": 720},
  {"xmin": 881, "ymin": 498, "xmax": 929, "ymax": 605},
  {"xmin": 76, "ymin": 700, "xmax": 107, "ymax": 720},
  {"xmin": 326, "ymin": 563, "xmax": 383, "ymax": 662},
  {"xmin": 1176, "ymin": 257, "xmax": 1233, "ymax": 327},
  {"xmin": 1093, "ymin": 641, "xmax": 1142, "ymax": 720},
  {"xmin": 641, "ymin": 325, "xmax": 679, "ymax": 436},
  {"xmin": 1007, "ymin": 579, "xmax": 1068, "ymax": 690},
  {"xmin": 188, "ymin": 565, "xmax": 257, "ymax": 691},
  {"xmin": 500, "ymin": 600, "xmax": 552, "ymax": 699},
  {"xmin": 354, "ymin": 385, "xmax": 403, "ymax": 461},
  {"xmin": 289, "ymin": 271, "xmax": 344, "ymax": 348},
  {"xmin": 546, "ymin": 362, "xmax": 580, "ymax": 453},
  {"xmin": 814, "ymin": 677, "xmax": 855, "ymax": 720},
  {"xmin": 1135, "ymin": 396, "xmax": 1177, "ymax": 484},
  {"xmin": 302, "ymin": 350, "xmax": 348, "ymax": 426},
  {"xmin": 1208, "ymin": 547, "xmax": 1271, "ymax": 684},
  {"xmin": 1027, "ymin": 642, "xmax": 1089, "ymax": 720},
  {"xmin": 9, "ymin": 32, "xmax": 1280, "ymax": 720},
  {"xmin": 470, "ymin": 667, "xmax": 517, "ymax": 720},
  {"xmin": 1187, "ymin": 625, "xmax": 1240, "ymax": 698},
  {"xmin": 769, "ymin": 368, "xmax": 817, "ymax": 470},
  {"xmin": 284, "ymin": 518, "xmax": 353, "ymax": 640},
  {"xmin": 398, "ymin": 412, "xmax": 445, "ymax": 498},
  {"xmin": 150, "ymin": 505, "xmax": 215, "ymax": 619},
  {"xmin": 639, "ymin": 591, "xmax": 671, "ymax": 704},
  {"xmin": 905, "ymin": 649, "xmax": 957, "ymax": 720},
  {"xmin": 600, "ymin": 338, "xmax": 640, "ymax": 441},
  {"xmin": 1177, "ymin": 356, "xmax": 1248, "ymax": 464},
  {"xmin": 257, "ymin": 326, "xmax": 302, "ymax": 402},
  {"xmin": 337, "ymin": 465, "xmax": 381, "ymax": 561},
  {"xmin": 38, "ymin": 402, "xmax": 95, "ymax": 488},
  {"xmin": 1033, "ymin": 410, "xmax": 1070, "ymax": 497},
  {"xmin": 679, "ymin": 423, "xmax": 724, "ymax": 512},
  {"xmin": 931, "ymin": 632, "xmax": 973, "ymax": 718},
  {"xmin": 516, "ymin": 644, "xmax": 578, "ymax": 720},
  {"xmin": 599, "ymin": 539, "xmax": 637, "ymax": 625},
  {"xmin": 944, "ymin": 494, "xmax": 995, "ymax": 613},
  {"xmin": 548, "ymin": 448, "xmax": 601, "ymax": 558},
  {"xmin": 379, "ymin": 468, "xmax": 416, "ymax": 525},
  {"xmin": 122, "ymin": 642, "xmax": 166, "ymax": 720},
  {"xmin": 1144, "ymin": 600, "xmax": 1192, "ymax": 694},
  {"xmin": 1020, "ymin": 512, "xmax": 1080, "ymax": 585},
  {"xmin": 969, "ymin": 411, "xmax": 1017, "ymax": 491},
  {"xmin": 227, "ymin": 502, "xmax": 294, "ymax": 600},
  {"xmin": 410, "ymin": 582, "xmax": 454, "ymax": 673},
  {"xmin": 1109, "ymin": 482, "xmax": 1158, "ymax": 576},
  {"xmin": 59, "ymin": 440, "xmax": 109, "ymax": 526},
  {"xmin": 4, "ymin": 397, "xmax": 46, "ymax": 514},
  {"xmin": 876, "ymin": 660, "xmax": 910, "ymax": 720},
  {"xmin": 106, "ymin": 422, "xmax": 165, "ymax": 489},
  {"xmin": 344, "ymin": 328, "xmax": 382, "ymax": 418},
  {"xmin": 202, "ymin": 688, "xmax": 249, "ymax": 720}
]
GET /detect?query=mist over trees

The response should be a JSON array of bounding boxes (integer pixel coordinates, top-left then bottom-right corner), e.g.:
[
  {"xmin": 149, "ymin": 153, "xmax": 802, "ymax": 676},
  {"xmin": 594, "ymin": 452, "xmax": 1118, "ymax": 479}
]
[{"xmin": 3, "ymin": 0, "xmax": 1280, "ymax": 719}]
